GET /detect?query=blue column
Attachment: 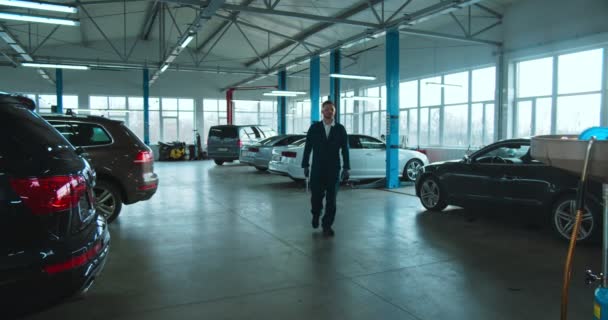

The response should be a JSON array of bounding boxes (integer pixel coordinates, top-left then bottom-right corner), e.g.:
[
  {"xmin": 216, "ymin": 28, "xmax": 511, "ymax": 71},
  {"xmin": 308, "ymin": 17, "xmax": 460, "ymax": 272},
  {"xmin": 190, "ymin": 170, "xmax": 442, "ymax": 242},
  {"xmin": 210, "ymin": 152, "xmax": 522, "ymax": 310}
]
[
  {"xmin": 329, "ymin": 49, "xmax": 341, "ymax": 122},
  {"xmin": 55, "ymin": 69, "xmax": 63, "ymax": 114},
  {"xmin": 385, "ymin": 28, "xmax": 400, "ymax": 189},
  {"xmin": 277, "ymin": 69, "xmax": 287, "ymax": 134},
  {"xmin": 143, "ymin": 68, "xmax": 150, "ymax": 145},
  {"xmin": 310, "ymin": 55, "xmax": 320, "ymax": 123}
]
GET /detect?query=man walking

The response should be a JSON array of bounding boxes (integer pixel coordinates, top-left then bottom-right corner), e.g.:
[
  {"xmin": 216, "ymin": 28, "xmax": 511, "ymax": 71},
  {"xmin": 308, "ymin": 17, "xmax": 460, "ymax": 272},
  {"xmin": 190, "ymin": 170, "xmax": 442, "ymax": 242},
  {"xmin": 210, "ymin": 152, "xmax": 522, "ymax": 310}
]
[{"xmin": 302, "ymin": 100, "xmax": 350, "ymax": 236}]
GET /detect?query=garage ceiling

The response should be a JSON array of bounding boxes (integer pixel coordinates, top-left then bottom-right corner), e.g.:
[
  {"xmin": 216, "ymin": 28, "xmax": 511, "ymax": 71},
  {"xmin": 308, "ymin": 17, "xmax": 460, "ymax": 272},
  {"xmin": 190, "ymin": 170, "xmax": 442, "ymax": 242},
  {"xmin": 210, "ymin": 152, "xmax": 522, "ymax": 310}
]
[{"xmin": 0, "ymin": 0, "xmax": 517, "ymax": 87}]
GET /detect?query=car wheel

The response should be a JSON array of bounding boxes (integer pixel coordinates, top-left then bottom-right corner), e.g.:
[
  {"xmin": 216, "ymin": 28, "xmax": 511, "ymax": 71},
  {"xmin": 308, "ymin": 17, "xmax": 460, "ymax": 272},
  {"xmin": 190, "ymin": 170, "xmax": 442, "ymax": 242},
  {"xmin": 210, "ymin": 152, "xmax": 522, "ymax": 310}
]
[
  {"xmin": 94, "ymin": 180, "xmax": 122, "ymax": 223},
  {"xmin": 214, "ymin": 159, "xmax": 224, "ymax": 165},
  {"xmin": 403, "ymin": 159, "xmax": 424, "ymax": 181},
  {"xmin": 551, "ymin": 194, "xmax": 599, "ymax": 243},
  {"xmin": 255, "ymin": 166, "xmax": 268, "ymax": 172},
  {"xmin": 419, "ymin": 176, "xmax": 447, "ymax": 211}
]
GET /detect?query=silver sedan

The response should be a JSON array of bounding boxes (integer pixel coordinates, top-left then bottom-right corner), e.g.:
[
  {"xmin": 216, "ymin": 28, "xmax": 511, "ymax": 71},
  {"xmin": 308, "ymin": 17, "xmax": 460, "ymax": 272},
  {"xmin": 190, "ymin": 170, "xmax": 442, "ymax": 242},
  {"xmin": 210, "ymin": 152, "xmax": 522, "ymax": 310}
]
[{"xmin": 240, "ymin": 134, "xmax": 305, "ymax": 171}]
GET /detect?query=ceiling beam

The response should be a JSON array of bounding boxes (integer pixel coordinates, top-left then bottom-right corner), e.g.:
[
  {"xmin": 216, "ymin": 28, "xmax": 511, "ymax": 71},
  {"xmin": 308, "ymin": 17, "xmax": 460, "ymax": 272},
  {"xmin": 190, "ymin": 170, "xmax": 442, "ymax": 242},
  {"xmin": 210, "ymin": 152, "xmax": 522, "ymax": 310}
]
[
  {"xmin": 225, "ymin": 0, "xmax": 491, "ymax": 89},
  {"xmin": 214, "ymin": 13, "xmax": 321, "ymax": 50},
  {"xmin": 474, "ymin": 3, "xmax": 503, "ymax": 19},
  {"xmin": 195, "ymin": 0, "xmax": 255, "ymax": 53},
  {"xmin": 141, "ymin": 0, "xmax": 160, "ymax": 40},
  {"xmin": 399, "ymin": 28, "xmax": 501, "ymax": 46},
  {"xmin": 243, "ymin": 0, "xmax": 382, "ymax": 68},
  {"xmin": 221, "ymin": 4, "xmax": 379, "ymax": 28}
]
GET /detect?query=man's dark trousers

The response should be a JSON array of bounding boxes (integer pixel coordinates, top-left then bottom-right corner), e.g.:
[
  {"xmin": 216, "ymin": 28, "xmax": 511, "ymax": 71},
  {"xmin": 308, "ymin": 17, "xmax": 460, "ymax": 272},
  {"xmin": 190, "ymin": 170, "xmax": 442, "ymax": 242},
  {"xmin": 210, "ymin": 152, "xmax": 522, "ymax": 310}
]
[{"xmin": 310, "ymin": 170, "xmax": 340, "ymax": 229}]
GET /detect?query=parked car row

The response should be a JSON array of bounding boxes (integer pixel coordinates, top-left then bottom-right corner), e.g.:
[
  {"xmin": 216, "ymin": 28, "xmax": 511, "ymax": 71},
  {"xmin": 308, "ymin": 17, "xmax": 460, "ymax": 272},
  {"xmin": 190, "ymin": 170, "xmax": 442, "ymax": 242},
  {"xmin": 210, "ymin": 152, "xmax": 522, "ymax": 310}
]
[
  {"xmin": 219, "ymin": 126, "xmax": 430, "ymax": 182},
  {"xmin": 0, "ymin": 93, "xmax": 158, "ymax": 313},
  {"xmin": 415, "ymin": 138, "xmax": 603, "ymax": 243}
]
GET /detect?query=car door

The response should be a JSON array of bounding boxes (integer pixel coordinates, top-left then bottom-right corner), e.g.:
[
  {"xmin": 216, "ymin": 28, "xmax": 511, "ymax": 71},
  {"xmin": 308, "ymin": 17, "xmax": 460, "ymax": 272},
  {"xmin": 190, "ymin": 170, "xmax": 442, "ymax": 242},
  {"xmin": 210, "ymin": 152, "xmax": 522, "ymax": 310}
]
[
  {"xmin": 497, "ymin": 142, "xmax": 556, "ymax": 206},
  {"xmin": 347, "ymin": 135, "xmax": 365, "ymax": 178},
  {"xmin": 441, "ymin": 144, "xmax": 510, "ymax": 204},
  {"xmin": 358, "ymin": 135, "xmax": 386, "ymax": 177}
]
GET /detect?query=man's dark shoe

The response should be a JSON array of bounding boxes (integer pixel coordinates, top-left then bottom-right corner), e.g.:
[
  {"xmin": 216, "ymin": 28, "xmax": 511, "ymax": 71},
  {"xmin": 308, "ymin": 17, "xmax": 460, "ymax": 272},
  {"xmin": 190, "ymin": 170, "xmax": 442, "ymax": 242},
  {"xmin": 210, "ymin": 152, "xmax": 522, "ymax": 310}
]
[
  {"xmin": 312, "ymin": 216, "xmax": 320, "ymax": 229},
  {"xmin": 322, "ymin": 227, "xmax": 335, "ymax": 237}
]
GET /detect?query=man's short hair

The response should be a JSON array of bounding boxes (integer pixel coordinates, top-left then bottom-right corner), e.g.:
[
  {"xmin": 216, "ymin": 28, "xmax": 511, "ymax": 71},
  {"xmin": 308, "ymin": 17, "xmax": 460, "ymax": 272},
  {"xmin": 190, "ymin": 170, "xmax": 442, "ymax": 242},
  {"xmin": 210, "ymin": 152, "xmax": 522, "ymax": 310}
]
[{"xmin": 322, "ymin": 100, "xmax": 334, "ymax": 108}]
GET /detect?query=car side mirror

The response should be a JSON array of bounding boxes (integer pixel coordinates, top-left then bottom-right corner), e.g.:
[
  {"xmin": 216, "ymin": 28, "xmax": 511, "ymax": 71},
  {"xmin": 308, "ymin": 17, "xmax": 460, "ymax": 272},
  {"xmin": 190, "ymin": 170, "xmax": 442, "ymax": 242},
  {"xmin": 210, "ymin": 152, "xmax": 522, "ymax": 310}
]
[{"xmin": 463, "ymin": 154, "xmax": 471, "ymax": 164}]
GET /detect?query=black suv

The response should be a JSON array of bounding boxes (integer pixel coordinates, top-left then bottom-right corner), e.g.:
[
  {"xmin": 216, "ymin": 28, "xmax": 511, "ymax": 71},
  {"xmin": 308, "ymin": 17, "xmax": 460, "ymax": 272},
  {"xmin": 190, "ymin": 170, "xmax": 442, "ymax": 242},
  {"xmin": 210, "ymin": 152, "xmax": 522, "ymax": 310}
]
[
  {"xmin": 0, "ymin": 94, "xmax": 110, "ymax": 314},
  {"xmin": 43, "ymin": 113, "xmax": 159, "ymax": 222}
]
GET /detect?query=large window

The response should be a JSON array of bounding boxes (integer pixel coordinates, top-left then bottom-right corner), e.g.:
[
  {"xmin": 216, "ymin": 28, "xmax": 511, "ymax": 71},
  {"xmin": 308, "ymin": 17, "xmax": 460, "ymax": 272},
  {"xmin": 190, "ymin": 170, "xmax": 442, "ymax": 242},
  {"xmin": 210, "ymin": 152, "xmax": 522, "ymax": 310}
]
[
  {"xmin": 202, "ymin": 99, "xmax": 227, "ymax": 146},
  {"xmin": 89, "ymin": 96, "xmax": 195, "ymax": 143},
  {"xmin": 513, "ymin": 48, "xmax": 604, "ymax": 137},
  {"xmin": 20, "ymin": 93, "xmax": 78, "ymax": 113},
  {"xmin": 391, "ymin": 66, "xmax": 496, "ymax": 148}
]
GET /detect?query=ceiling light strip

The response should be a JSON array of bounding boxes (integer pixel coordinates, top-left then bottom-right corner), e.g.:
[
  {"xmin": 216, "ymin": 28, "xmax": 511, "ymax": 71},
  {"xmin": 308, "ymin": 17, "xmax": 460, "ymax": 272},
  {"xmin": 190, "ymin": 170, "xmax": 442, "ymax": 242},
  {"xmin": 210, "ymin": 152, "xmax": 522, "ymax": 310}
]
[
  {"xmin": 0, "ymin": 12, "xmax": 79, "ymax": 26},
  {"xmin": 329, "ymin": 73, "xmax": 376, "ymax": 81},
  {"xmin": 0, "ymin": 0, "xmax": 78, "ymax": 13},
  {"xmin": 22, "ymin": 62, "xmax": 89, "ymax": 70}
]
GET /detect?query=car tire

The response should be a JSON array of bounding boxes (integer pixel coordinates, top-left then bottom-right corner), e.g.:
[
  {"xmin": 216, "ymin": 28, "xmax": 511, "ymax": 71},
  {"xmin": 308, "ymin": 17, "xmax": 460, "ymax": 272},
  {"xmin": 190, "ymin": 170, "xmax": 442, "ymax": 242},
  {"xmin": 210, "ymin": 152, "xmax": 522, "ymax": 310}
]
[
  {"xmin": 418, "ymin": 175, "xmax": 447, "ymax": 212},
  {"xmin": 550, "ymin": 194, "xmax": 599, "ymax": 244},
  {"xmin": 94, "ymin": 180, "xmax": 122, "ymax": 223},
  {"xmin": 403, "ymin": 159, "xmax": 424, "ymax": 181},
  {"xmin": 255, "ymin": 166, "xmax": 268, "ymax": 172},
  {"xmin": 214, "ymin": 159, "xmax": 224, "ymax": 165}
]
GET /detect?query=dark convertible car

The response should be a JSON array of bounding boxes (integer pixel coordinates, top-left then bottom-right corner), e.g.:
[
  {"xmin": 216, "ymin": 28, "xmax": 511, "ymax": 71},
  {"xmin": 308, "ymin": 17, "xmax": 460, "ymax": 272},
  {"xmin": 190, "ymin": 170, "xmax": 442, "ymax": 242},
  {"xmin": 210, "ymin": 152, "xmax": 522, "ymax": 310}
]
[{"xmin": 415, "ymin": 138, "xmax": 602, "ymax": 243}]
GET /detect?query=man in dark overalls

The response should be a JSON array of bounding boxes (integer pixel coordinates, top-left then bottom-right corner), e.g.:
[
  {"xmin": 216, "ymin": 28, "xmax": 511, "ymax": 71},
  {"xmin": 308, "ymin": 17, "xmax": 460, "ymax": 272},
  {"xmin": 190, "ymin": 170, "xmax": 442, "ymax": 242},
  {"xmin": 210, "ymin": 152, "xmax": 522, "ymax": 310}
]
[{"xmin": 302, "ymin": 100, "xmax": 350, "ymax": 236}]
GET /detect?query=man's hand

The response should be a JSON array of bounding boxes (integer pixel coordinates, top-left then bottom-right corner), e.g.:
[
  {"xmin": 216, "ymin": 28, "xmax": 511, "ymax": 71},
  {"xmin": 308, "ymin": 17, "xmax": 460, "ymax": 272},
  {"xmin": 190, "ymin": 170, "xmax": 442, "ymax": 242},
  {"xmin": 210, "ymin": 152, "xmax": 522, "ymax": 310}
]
[
  {"xmin": 304, "ymin": 167, "xmax": 310, "ymax": 178},
  {"xmin": 341, "ymin": 169, "xmax": 350, "ymax": 182}
]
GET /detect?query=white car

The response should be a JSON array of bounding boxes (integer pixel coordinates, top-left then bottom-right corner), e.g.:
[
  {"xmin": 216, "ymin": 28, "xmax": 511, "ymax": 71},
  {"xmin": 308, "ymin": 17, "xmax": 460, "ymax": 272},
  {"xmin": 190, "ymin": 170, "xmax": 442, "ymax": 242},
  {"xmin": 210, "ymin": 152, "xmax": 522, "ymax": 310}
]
[
  {"xmin": 273, "ymin": 134, "xmax": 429, "ymax": 181},
  {"xmin": 268, "ymin": 138, "xmax": 307, "ymax": 176}
]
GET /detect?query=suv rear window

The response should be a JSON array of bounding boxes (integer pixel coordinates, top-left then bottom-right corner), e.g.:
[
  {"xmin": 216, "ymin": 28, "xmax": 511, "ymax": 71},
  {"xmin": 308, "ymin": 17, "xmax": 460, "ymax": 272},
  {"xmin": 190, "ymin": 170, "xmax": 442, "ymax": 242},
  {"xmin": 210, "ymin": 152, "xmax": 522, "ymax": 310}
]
[
  {"xmin": 50, "ymin": 122, "xmax": 112, "ymax": 147},
  {"xmin": 1, "ymin": 107, "xmax": 73, "ymax": 157},
  {"xmin": 210, "ymin": 126, "xmax": 237, "ymax": 139}
]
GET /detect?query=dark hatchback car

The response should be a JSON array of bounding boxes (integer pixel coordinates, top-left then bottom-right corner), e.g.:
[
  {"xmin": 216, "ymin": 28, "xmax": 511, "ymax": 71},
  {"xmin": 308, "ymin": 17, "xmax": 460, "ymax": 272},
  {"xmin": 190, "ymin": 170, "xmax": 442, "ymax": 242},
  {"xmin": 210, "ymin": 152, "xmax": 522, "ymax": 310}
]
[
  {"xmin": 207, "ymin": 125, "xmax": 277, "ymax": 165},
  {"xmin": 415, "ymin": 138, "xmax": 602, "ymax": 243},
  {"xmin": 43, "ymin": 114, "xmax": 158, "ymax": 223},
  {"xmin": 0, "ymin": 94, "xmax": 110, "ymax": 314}
]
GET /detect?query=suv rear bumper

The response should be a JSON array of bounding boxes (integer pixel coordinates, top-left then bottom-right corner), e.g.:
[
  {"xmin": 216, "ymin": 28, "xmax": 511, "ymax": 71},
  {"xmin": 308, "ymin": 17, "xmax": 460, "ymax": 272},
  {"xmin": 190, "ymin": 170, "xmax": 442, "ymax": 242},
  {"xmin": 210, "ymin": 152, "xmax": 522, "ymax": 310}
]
[{"xmin": 0, "ymin": 216, "xmax": 110, "ymax": 314}]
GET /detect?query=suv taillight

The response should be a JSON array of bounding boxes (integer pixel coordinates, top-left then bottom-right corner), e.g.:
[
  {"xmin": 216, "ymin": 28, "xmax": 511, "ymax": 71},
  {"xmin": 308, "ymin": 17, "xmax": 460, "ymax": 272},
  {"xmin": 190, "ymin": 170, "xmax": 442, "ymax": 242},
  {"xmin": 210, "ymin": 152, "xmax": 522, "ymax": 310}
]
[
  {"xmin": 282, "ymin": 151, "xmax": 297, "ymax": 158},
  {"xmin": 9, "ymin": 175, "xmax": 87, "ymax": 215},
  {"xmin": 134, "ymin": 151, "xmax": 154, "ymax": 163},
  {"xmin": 238, "ymin": 139, "xmax": 243, "ymax": 148}
]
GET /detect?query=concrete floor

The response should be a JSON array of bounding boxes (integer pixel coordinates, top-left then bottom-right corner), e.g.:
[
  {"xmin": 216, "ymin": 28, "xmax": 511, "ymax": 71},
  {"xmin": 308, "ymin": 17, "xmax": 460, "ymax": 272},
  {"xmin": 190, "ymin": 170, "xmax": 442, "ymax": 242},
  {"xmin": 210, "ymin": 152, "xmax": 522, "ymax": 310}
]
[{"xmin": 23, "ymin": 160, "xmax": 601, "ymax": 320}]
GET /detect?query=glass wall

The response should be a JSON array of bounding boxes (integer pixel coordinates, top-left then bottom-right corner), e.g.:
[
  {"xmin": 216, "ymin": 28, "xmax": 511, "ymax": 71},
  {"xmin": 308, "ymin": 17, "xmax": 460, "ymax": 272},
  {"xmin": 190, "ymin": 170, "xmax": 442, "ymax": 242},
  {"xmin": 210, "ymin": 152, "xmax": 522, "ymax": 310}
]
[
  {"xmin": 513, "ymin": 48, "xmax": 604, "ymax": 137},
  {"xmin": 89, "ymin": 96, "xmax": 195, "ymax": 143}
]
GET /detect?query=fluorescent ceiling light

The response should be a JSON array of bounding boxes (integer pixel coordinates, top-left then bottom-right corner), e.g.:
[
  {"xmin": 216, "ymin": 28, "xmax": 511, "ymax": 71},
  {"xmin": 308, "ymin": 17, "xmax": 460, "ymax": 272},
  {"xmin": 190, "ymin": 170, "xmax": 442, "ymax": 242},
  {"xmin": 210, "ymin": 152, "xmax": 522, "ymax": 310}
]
[
  {"xmin": 329, "ymin": 73, "xmax": 376, "ymax": 81},
  {"xmin": 0, "ymin": 0, "xmax": 77, "ymax": 13},
  {"xmin": 165, "ymin": 54, "xmax": 177, "ymax": 63},
  {"xmin": 0, "ymin": 31, "xmax": 14, "ymax": 42},
  {"xmin": 160, "ymin": 64, "xmax": 169, "ymax": 73},
  {"xmin": 319, "ymin": 51, "xmax": 330, "ymax": 57},
  {"xmin": 263, "ymin": 92, "xmax": 298, "ymax": 97},
  {"xmin": 272, "ymin": 90, "xmax": 305, "ymax": 95},
  {"xmin": 2, "ymin": 0, "xmax": 77, "ymax": 14},
  {"xmin": 344, "ymin": 96, "xmax": 381, "ymax": 101},
  {"xmin": 298, "ymin": 58, "xmax": 310, "ymax": 65},
  {"xmin": 0, "ymin": 12, "xmax": 79, "ymax": 26},
  {"xmin": 22, "ymin": 62, "xmax": 89, "ymax": 70},
  {"xmin": 425, "ymin": 81, "xmax": 462, "ymax": 88},
  {"xmin": 9, "ymin": 43, "xmax": 24, "ymax": 53},
  {"xmin": 180, "ymin": 35, "xmax": 194, "ymax": 49}
]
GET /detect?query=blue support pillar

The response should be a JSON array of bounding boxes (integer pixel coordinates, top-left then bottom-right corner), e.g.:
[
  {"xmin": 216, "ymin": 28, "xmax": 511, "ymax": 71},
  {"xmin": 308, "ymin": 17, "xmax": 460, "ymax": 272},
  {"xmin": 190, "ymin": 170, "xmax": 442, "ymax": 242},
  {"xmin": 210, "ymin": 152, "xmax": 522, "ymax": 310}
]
[
  {"xmin": 277, "ymin": 69, "xmax": 287, "ymax": 134},
  {"xmin": 329, "ymin": 49, "xmax": 341, "ymax": 122},
  {"xmin": 143, "ymin": 68, "xmax": 150, "ymax": 145},
  {"xmin": 55, "ymin": 69, "xmax": 63, "ymax": 114},
  {"xmin": 310, "ymin": 55, "xmax": 320, "ymax": 123},
  {"xmin": 385, "ymin": 28, "xmax": 400, "ymax": 189}
]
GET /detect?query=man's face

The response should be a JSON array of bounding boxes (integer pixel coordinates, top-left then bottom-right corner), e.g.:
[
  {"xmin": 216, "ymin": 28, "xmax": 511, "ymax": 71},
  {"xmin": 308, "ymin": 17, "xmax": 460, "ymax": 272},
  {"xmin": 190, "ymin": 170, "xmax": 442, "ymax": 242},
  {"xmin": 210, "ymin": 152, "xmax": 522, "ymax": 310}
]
[{"xmin": 322, "ymin": 103, "xmax": 335, "ymax": 120}]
